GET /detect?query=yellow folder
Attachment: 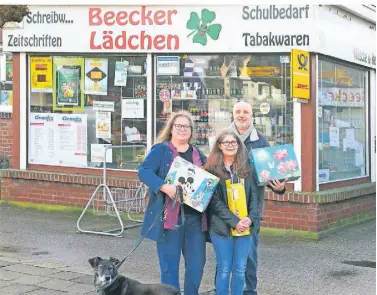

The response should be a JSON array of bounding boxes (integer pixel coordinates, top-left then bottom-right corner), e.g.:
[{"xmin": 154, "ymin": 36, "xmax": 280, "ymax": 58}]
[{"xmin": 225, "ymin": 179, "xmax": 250, "ymax": 237}]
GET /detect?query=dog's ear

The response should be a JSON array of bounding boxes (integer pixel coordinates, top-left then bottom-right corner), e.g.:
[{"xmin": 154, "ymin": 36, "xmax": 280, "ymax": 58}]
[
  {"xmin": 88, "ymin": 257, "xmax": 102, "ymax": 268},
  {"xmin": 110, "ymin": 257, "xmax": 120, "ymax": 266}
]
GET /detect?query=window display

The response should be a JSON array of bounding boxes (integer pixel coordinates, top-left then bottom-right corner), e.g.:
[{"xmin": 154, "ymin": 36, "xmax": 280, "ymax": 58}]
[
  {"xmin": 28, "ymin": 55, "xmax": 147, "ymax": 170},
  {"xmin": 318, "ymin": 60, "xmax": 368, "ymax": 183},
  {"xmin": 0, "ymin": 53, "xmax": 13, "ymax": 113},
  {"xmin": 155, "ymin": 54, "xmax": 293, "ymax": 155}
]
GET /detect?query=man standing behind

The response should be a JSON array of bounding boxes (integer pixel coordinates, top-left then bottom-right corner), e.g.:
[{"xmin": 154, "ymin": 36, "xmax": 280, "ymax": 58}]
[{"xmin": 230, "ymin": 101, "xmax": 286, "ymax": 295}]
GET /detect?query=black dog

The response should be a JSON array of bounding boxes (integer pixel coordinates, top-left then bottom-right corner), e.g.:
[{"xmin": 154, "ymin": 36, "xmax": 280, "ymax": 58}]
[{"xmin": 89, "ymin": 256, "xmax": 181, "ymax": 295}]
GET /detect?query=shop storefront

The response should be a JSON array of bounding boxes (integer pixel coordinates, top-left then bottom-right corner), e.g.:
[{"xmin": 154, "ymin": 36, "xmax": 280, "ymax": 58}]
[{"xmin": 0, "ymin": 4, "xmax": 375, "ymax": 237}]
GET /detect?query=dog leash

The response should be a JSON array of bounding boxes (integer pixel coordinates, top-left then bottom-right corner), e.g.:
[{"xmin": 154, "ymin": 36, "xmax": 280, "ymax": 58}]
[{"xmin": 116, "ymin": 186, "xmax": 183, "ymax": 270}]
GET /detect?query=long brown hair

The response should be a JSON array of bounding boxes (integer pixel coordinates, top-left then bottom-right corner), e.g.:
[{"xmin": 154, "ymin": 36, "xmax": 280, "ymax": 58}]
[
  {"xmin": 204, "ymin": 129, "xmax": 251, "ymax": 180},
  {"xmin": 155, "ymin": 110, "xmax": 195, "ymax": 144}
]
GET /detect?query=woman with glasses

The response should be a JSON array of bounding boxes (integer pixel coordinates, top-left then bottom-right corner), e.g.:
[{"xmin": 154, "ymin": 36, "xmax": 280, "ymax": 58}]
[
  {"xmin": 204, "ymin": 130, "xmax": 259, "ymax": 295},
  {"xmin": 138, "ymin": 110, "xmax": 207, "ymax": 295}
]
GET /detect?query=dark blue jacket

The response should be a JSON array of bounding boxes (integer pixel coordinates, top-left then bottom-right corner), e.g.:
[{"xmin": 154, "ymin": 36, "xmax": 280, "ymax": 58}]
[{"xmin": 138, "ymin": 142, "xmax": 207, "ymax": 242}]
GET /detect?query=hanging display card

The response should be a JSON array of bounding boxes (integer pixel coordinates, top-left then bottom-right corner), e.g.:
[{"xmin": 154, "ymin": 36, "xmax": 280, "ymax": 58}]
[
  {"xmin": 30, "ymin": 57, "xmax": 53, "ymax": 92},
  {"xmin": 121, "ymin": 99, "xmax": 144, "ymax": 119},
  {"xmin": 85, "ymin": 58, "xmax": 108, "ymax": 95},
  {"xmin": 114, "ymin": 61, "xmax": 129, "ymax": 86},
  {"xmin": 96, "ymin": 111, "xmax": 111, "ymax": 139}
]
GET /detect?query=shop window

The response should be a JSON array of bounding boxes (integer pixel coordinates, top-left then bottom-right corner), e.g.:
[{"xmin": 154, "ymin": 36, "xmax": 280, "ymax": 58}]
[
  {"xmin": 154, "ymin": 54, "xmax": 293, "ymax": 155},
  {"xmin": 0, "ymin": 53, "xmax": 13, "ymax": 113},
  {"xmin": 318, "ymin": 60, "xmax": 368, "ymax": 183},
  {"xmin": 28, "ymin": 55, "xmax": 148, "ymax": 170}
]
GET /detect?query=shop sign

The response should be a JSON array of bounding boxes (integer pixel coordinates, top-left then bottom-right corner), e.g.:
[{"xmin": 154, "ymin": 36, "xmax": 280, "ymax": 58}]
[
  {"xmin": 3, "ymin": 5, "xmax": 314, "ymax": 53},
  {"xmin": 291, "ymin": 48, "xmax": 310, "ymax": 99}
]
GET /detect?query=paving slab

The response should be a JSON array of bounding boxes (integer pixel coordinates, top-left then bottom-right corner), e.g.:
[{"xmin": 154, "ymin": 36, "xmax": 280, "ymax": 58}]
[
  {"xmin": 49, "ymin": 270, "xmax": 84, "ymax": 281},
  {"xmin": 2, "ymin": 264, "xmax": 57, "ymax": 276},
  {"xmin": 0, "ymin": 269, "xmax": 21, "ymax": 281},
  {"xmin": 35, "ymin": 278, "xmax": 75, "ymax": 291},
  {"xmin": 12, "ymin": 273, "xmax": 50, "ymax": 285},
  {"xmin": 64, "ymin": 282, "xmax": 95, "ymax": 294},
  {"xmin": 0, "ymin": 260, "xmax": 14, "ymax": 267},
  {"xmin": 0, "ymin": 283, "xmax": 40, "ymax": 294},
  {"xmin": 24, "ymin": 289, "xmax": 68, "ymax": 295}
]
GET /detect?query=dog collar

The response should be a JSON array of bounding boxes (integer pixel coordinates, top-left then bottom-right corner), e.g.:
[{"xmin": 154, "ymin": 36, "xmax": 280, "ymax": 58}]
[{"xmin": 96, "ymin": 275, "xmax": 119, "ymax": 293}]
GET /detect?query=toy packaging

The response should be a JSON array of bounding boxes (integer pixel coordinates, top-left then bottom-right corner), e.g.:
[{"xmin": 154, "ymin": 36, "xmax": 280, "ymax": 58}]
[
  {"xmin": 225, "ymin": 179, "xmax": 250, "ymax": 237},
  {"xmin": 250, "ymin": 144, "xmax": 301, "ymax": 186},
  {"xmin": 165, "ymin": 156, "xmax": 219, "ymax": 213}
]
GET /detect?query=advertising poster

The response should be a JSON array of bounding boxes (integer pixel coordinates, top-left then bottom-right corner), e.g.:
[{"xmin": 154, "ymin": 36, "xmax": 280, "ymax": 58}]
[
  {"xmin": 0, "ymin": 90, "xmax": 13, "ymax": 112},
  {"xmin": 96, "ymin": 111, "xmax": 111, "ymax": 139},
  {"xmin": 52, "ymin": 57, "xmax": 84, "ymax": 112},
  {"xmin": 85, "ymin": 58, "xmax": 108, "ymax": 95},
  {"xmin": 6, "ymin": 61, "xmax": 13, "ymax": 82},
  {"xmin": 56, "ymin": 114, "xmax": 87, "ymax": 167},
  {"xmin": 29, "ymin": 113, "xmax": 88, "ymax": 167},
  {"xmin": 29, "ymin": 113, "xmax": 57, "ymax": 165},
  {"xmin": 30, "ymin": 57, "xmax": 53, "ymax": 92},
  {"xmin": 121, "ymin": 99, "xmax": 144, "ymax": 118},
  {"xmin": 114, "ymin": 61, "xmax": 129, "ymax": 86},
  {"xmin": 91, "ymin": 144, "xmax": 113, "ymax": 163},
  {"xmin": 329, "ymin": 127, "xmax": 340, "ymax": 147},
  {"xmin": 156, "ymin": 56, "xmax": 180, "ymax": 76}
]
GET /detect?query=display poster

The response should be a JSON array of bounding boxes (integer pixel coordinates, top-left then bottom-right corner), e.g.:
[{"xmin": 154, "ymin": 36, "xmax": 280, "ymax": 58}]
[
  {"xmin": 114, "ymin": 61, "xmax": 129, "ymax": 86},
  {"xmin": 91, "ymin": 144, "xmax": 113, "ymax": 163},
  {"xmin": 0, "ymin": 90, "xmax": 13, "ymax": 112},
  {"xmin": 6, "ymin": 61, "xmax": 13, "ymax": 82},
  {"xmin": 96, "ymin": 111, "xmax": 111, "ymax": 139},
  {"xmin": 156, "ymin": 56, "xmax": 180, "ymax": 76},
  {"xmin": 29, "ymin": 113, "xmax": 87, "ymax": 167},
  {"xmin": 85, "ymin": 58, "xmax": 108, "ymax": 95},
  {"xmin": 121, "ymin": 99, "xmax": 144, "ymax": 118},
  {"xmin": 30, "ymin": 57, "xmax": 53, "ymax": 92},
  {"xmin": 53, "ymin": 57, "xmax": 84, "ymax": 112},
  {"xmin": 329, "ymin": 126, "xmax": 340, "ymax": 147}
]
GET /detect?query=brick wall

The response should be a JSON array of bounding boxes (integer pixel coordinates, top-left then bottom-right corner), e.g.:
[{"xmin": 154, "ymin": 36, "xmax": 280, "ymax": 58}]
[
  {"xmin": 0, "ymin": 170, "xmax": 140, "ymax": 208},
  {"xmin": 0, "ymin": 113, "xmax": 13, "ymax": 168}
]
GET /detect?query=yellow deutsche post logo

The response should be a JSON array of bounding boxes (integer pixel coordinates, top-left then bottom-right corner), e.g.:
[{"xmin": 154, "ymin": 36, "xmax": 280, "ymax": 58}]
[{"xmin": 291, "ymin": 49, "xmax": 310, "ymax": 99}]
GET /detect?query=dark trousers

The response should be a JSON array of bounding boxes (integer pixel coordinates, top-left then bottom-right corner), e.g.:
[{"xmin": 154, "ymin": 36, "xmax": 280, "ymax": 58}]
[{"xmin": 156, "ymin": 214, "xmax": 206, "ymax": 295}]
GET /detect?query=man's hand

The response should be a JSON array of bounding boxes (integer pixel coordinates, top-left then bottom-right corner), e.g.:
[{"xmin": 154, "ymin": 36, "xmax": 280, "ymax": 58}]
[
  {"xmin": 160, "ymin": 184, "xmax": 176, "ymax": 200},
  {"xmin": 269, "ymin": 178, "xmax": 287, "ymax": 193},
  {"xmin": 235, "ymin": 221, "xmax": 248, "ymax": 234}
]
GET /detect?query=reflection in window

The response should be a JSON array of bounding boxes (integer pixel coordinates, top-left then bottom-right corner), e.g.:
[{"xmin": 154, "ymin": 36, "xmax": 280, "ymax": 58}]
[
  {"xmin": 28, "ymin": 55, "xmax": 147, "ymax": 170},
  {"xmin": 155, "ymin": 54, "xmax": 293, "ymax": 155},
  {"xmin": 318, "ymin": 60, "xmax": 367, "ymax": 183}
]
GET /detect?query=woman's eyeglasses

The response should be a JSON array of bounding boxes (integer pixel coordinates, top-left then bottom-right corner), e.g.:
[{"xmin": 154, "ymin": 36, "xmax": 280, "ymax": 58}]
[
  {"xmin": 221, "ymin": 141, "xmax": 238, "ymax": 147},
  {"xmin": 174, "ymin": 124, "xmax": 191, "ymax": 131}
]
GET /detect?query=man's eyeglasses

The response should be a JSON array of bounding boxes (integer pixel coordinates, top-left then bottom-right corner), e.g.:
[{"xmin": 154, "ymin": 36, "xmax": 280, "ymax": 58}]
[
  {"xmin": 174, "ymin": 124, "xmax": 191, "ymax": 131},
  {"xmin": 221, "ymin": 141, "xmax": 238, "ymax": 147}
]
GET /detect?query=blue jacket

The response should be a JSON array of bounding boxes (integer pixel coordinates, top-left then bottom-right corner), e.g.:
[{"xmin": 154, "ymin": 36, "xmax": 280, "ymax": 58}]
[
  {"xmin": 244, "ymin": 130, "xmax": 286, "ymax": 217},
  {"xmin": 138, "ymin": 142, "xmax": 207, "ymax": 242}
]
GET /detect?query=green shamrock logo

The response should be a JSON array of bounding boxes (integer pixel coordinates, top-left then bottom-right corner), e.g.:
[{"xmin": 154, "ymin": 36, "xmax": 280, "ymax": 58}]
[{"xmin": 186, "ymin": 9, "xmax": 222, "ymax": 46}]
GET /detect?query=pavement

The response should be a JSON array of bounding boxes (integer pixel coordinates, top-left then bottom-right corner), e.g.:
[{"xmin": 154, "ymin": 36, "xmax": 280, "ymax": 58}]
[{"xmin": 0, "ymin": 203, "xmax": 375, "ymax": 295}]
